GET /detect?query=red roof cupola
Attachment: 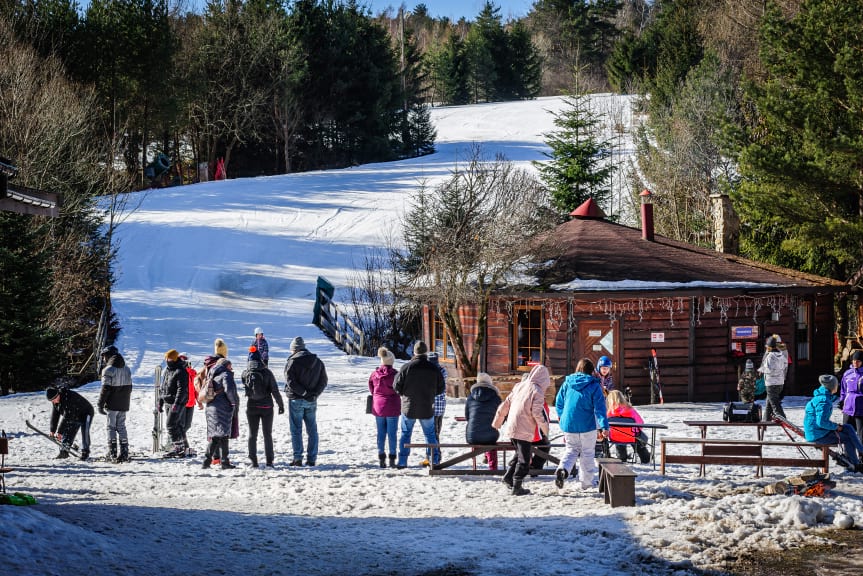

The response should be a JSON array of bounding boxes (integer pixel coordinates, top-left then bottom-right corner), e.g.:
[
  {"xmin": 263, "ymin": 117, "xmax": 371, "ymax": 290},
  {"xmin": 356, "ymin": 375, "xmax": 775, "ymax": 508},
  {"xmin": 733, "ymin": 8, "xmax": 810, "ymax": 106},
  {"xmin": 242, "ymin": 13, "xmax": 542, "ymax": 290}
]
[{"xmin": 569, "ymin": 198, "xmax": 606, "ymax": 219}]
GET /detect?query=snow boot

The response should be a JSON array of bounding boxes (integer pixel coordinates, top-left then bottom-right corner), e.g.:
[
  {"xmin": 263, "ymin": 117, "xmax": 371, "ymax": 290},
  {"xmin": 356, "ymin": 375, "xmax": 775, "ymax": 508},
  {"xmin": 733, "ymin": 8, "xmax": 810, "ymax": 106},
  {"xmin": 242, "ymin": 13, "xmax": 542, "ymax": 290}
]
[
  {"xmin": 220, "ymin": 460, "xmax": 237, "ymax": 470},
  {"xmin": 79, "ymin": 449, "xmax": 89, "ymax": 461},
  {"xmin": 118, "ymin": 441, "xmax": 130, "ymax": 463},
  {"xmin": 202, "ymin": 458, "xmax": 211, "ymax": 469},
  {"xmin": 378, "ymin": 453, "xmax": 386, "ymax": 469},
  {"xmin": 109, "ymin": 440, "xmax": 118, "ymax": 462},
  {"xmin": 388, "ymin": 454, "xmax": 396, "ymax": 468},
  {"xmin": 503, "ymin": 460, "xmax": 517, "ymax": 489},
  {"xmin": 54, "ymin": 448, "xmax": 69, "ymax": 459},
  {"xmin": 636, "ymin": 442, "xmax": 651, "ymax": 464},
  {"xmin": 555, "ymin": 468, "xmax": 568, "ymax": 489},
  {"xmin": 511, "ymin": 479, "xmax": 530, "ymax": 496}
]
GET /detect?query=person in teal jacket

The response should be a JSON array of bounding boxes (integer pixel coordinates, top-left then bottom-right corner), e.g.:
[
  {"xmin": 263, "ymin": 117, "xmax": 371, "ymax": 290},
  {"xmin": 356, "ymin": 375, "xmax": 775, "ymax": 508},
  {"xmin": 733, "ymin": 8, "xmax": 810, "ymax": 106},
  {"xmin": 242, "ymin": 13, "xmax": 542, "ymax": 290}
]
[
  {"xmin": 804, "ymin": 374, "xmax": 863, "ymax": 473},
  {"xmin": 554, "ymin": 358, "xmax": 609, "ymax": 491}
]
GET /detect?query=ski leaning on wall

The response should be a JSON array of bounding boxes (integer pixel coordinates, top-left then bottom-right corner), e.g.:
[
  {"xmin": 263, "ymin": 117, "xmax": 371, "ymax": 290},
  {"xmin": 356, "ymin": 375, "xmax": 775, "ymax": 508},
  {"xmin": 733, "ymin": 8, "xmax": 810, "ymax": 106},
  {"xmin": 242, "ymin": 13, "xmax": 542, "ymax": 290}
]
[
  {"xmin": 152, "ymin": 365, "xmax": 162, "ymax": 454},
  {"xmin": 649, "ymin": 348, "xmax": 664, "ymax": 405}
]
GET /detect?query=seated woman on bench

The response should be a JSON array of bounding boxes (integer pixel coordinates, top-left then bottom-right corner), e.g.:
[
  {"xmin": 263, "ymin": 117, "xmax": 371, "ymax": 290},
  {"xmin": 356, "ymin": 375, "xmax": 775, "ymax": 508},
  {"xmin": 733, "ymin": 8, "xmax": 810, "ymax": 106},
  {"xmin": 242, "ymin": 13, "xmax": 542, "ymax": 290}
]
[
  {"xmin": 606, "ymin": 390, "xmax": 651, "ymax": 464},
  {"xmin": 464, "ymin": 373, "xmax": 501, "ymax": 470},
  {"xmin": 804, "ymin": 374, "xmax": 863, "ymax": 473}
]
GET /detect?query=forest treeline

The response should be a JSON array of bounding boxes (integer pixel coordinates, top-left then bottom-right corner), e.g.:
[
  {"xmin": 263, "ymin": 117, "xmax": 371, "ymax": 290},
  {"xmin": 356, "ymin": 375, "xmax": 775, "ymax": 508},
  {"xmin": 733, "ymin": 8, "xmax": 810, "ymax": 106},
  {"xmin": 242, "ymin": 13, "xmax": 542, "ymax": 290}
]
[{"xmin": 1, "ymin": 0, "xmax": 862, "ymax": 391}]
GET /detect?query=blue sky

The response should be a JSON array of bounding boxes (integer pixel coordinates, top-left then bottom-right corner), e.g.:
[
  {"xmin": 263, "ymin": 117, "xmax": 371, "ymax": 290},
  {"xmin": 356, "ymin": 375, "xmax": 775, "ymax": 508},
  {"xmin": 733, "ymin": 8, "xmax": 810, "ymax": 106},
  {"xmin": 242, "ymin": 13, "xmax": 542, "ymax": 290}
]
[{"xmin": 365, "ymin": 0, "xmax": 534, "ymax": 21}]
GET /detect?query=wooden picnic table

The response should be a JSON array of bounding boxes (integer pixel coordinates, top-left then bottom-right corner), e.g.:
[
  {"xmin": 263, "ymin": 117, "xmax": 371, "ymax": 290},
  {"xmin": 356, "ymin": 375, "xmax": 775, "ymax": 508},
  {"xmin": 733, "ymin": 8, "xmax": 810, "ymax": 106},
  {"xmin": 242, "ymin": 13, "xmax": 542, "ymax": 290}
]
[
  {"xmin": 608, "ymin": 418, "xmax": 668, "ymax": 470},
  {"xmin": 404, "ymin": 442, "xmax": 564, "ymax": 476},
  {"xmin": 682, "ymin": 420, "xmax": 780, "ymax": 475}
]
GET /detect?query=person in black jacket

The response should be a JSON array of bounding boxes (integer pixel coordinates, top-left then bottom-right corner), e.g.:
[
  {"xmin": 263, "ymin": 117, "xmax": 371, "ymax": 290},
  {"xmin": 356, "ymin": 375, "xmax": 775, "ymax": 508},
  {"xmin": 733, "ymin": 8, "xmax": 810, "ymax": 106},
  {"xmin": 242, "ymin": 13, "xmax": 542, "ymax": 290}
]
[
  {"xmin": 97, "ymin": 345, "xmax": 133, "ymax": 462},
  {"xmin": 159, "ymin": 349, "xmax": 190, "ymax": 458},
  {"xmin": 46, "ymin": 386, "xmax": 94, "ymax": 461},
  {"xmin": 284, "ymin": 337, "xmax": 327, "ymax": 466},
  {"xmin": 243, "ymin": 346, "xmax": 284, "ymax": 467},
  {"xmin": 394, "ymin": 341, "xmax": 445, "ymax": 469},
  {"xmin": 464, "ymin": 372, "xmax": 502, "ymax": 470}
]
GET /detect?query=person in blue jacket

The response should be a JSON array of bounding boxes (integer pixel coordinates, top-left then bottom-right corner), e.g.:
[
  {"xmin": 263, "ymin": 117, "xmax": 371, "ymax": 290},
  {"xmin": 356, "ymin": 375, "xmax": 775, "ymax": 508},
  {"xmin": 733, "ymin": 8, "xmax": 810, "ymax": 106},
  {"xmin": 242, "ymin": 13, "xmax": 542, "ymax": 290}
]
[
  {"xmin": 804, "ymin": 374, "xmax": 863, "ymax": 473},
  {"xmin": 554, "ymin": 358, "xmax": 608, "ymax": 491}
]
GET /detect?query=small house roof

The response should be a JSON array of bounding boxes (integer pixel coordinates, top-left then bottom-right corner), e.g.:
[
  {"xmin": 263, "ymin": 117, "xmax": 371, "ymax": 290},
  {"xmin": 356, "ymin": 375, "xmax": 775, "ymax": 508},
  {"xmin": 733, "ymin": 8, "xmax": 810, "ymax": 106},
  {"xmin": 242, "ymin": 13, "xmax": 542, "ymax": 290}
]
[{"xmin": 530, "ymin": 216, "xmax": 845, "ymax": 293}]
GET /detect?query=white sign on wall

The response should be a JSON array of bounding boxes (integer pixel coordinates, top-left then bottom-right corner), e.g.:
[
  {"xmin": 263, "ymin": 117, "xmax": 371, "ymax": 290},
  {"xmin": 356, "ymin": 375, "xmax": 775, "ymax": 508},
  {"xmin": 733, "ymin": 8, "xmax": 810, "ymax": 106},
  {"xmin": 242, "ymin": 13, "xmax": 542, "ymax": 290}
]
[{"xmin": 650, "ymin": 332, "xmax": 665, "ymax": 343}]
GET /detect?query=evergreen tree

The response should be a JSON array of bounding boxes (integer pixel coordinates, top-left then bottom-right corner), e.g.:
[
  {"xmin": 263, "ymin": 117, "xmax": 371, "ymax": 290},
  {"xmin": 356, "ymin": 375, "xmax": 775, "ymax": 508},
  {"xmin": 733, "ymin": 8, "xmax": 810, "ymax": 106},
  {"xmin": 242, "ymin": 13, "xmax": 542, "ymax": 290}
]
[
  {"xmin": 464, "ymin": 2, "xmax": 505, "ymax": 103},
  {"xmin": 734, "ymin": 0, "xmax": 863, "ymax": 280},
  {"xmin": 534, "ymin": 75, "xmax": 614, "ymax": 214},
  {"xmin": 504, "ymin": 20, "xmax": 542, "ymax": 99}
]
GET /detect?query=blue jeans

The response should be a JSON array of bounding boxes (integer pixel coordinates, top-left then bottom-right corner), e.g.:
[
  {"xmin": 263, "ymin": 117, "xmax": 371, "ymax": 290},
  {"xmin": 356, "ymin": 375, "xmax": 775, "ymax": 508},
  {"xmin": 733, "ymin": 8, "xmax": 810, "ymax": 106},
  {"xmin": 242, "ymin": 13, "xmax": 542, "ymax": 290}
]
[
  {"xmin": 397, "ymin": 415, "xmax": 439, "ymax": 467},
  {"xmin": 375, "ymin": 416, "xmax": 398, "ymax": 454},
  {"xmin": 815, "ymin": 427, "xmax": 863, "ymax": 466},
  {"xmin": 289, "ymin": 399, "xmax": 318, "ymax": 463}
]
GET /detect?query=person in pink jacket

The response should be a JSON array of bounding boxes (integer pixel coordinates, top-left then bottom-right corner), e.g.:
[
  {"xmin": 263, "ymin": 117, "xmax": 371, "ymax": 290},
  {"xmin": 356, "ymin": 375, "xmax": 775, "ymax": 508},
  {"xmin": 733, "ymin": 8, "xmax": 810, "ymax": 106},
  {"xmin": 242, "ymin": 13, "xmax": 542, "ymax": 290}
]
[
  {"xmin": 606, "ymin": 390, "xmax": 651, "ymax": 464},
  {"xmin": 492, "ymin": 364, "xmax": 551, "ymax": 496},
  {"xmin": 369, "ymin": 347, "xmax": 400, "ymax": 468}
]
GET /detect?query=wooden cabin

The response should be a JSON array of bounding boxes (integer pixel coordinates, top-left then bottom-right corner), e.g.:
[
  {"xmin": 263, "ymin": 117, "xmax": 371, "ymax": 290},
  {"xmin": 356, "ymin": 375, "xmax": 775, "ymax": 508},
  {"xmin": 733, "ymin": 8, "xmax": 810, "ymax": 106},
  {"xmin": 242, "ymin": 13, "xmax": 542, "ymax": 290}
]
[{"xmin": 423, "ymin": 197, "xmax": 846, "ymax": 404}]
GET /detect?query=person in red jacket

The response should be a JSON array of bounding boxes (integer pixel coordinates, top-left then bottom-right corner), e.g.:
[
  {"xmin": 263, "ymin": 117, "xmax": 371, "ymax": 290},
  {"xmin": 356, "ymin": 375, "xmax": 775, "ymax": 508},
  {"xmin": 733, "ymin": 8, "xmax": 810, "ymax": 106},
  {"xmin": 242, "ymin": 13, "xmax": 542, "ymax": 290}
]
[
  {"xmin": 606, "ymin": 390, "xmax": 651, "ymax": 464},
  {"xmin": 180, "ymin": 353, "xmax": 198, "ymax": 457}
]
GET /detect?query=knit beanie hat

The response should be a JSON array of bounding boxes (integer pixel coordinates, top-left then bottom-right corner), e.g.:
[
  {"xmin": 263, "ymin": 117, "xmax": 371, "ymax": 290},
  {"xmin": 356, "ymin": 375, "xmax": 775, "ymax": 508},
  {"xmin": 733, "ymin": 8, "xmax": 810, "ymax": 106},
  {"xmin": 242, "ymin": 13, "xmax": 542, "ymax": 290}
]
[
  {"xmin": 165, "ymin": 349, "xmax": 179, "ymax": 362},
  {"xmin": 254, "ymin": 327, "xmax": 263, "ymax": 336},
  {"xmin": 766, "ymin": 336, "xmax": 778, "ymax": 349},
  {"xmin": 413, "ymin": 340, "xmax": 428, "ymax": 356},
  {"xmin": 290, "ymin": 337, "xmax": 306, "ymax": 352},
  {"xmin": 214, "ymin": 338, "xmax": 228, "ymax": 358},
  {"xmin": 852, "ymin": 350, "xmax": 863, "ymax": 363},
  {"xmin": 744, "ymin": 359, "xmax": 754, "ymax": 371},
  {"xmin": 819, "ymin": 374, "xmax": 838, "ymax": 391},
  {"xmin": 46, "ymin": 387, "xmax": 60, "ymax": 400},
  {"xmin": 378, "ymin": 346, "xmax": 395, "ymax": 366}
]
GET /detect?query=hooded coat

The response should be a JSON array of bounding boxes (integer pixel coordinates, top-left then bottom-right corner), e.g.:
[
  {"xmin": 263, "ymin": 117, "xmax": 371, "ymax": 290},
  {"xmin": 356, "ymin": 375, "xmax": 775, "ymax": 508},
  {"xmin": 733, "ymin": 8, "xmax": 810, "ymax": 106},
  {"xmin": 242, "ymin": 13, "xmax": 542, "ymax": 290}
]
[
  {"xmin": 804, "ymin": 385, "xmax": 840, "ymax": 442},
  {"xmin": 759, "ymin": 350, "xmax": 788, "ymax": 387},
  {"xmin": 839, "ymin": 365, "xmax": 863, "ymax": 418},
  {"xmin": 394, "ymin": 355, "xmax": 445, "ymax": 419},
  {"xmin": 160, "ymin": 359, "xmax": 189, "ymax": 412},
  {"xmin": 555, "ymin": 371, "xmax": 608, "ymax": 434},
  {"xmin": 465, "ymin": 376, "xmax": 501, "ymax": 445},
  {"xmin": 284, "ymin": 348, "xmax": 328, "ymax": 401},
  {"xmin": 98, "ymin": 354, "xmax": 132, "ymax": 412},
  {"xmin": 368, "ymin": 365, "xmax": 400, "ymax": 417},
  {"xmin": 492, "ymin": 365, "xmax": 551, "ymax": 442},
  {"xmin": 241, "ymin": 356, "xmax": 283, "ymax": 410},
  {"xmin": 206, "ymin": 360, "xmax": 239, "ymax": 437}
]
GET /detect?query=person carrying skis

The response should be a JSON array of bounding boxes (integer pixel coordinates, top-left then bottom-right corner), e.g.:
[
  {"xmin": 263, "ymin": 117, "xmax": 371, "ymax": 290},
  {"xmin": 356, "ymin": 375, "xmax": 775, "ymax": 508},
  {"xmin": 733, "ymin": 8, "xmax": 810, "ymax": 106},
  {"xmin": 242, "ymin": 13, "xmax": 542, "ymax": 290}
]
[
  {"xmin": 804, "ymin": 374, "xmax": 863, "ymax": 473},
  {"xmin": 838, "ymin": 350, "xmax": 863, "ymax": 459},
  {"xmin": 159, "ymin": 349, "xmax": 190, "ymax": 458},
  {"xmin": 97, "ymin": 345, "xmax": 133, "ymax": 462},
  {"xmin": 46, "ymin": 386, "xmax": 94, "ymax": 461}
]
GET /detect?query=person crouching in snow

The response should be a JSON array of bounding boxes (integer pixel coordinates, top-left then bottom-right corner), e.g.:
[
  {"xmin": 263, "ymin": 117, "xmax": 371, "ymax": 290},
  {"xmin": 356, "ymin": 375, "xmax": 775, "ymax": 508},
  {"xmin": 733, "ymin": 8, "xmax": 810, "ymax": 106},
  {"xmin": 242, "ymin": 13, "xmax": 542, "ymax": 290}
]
[
  {"xmin": 46, "ymin": 386, "xmax": 94, "ymax": 461},
  {"xmin": 554, "ymin": 358, "xmax": 609, "ymax": 491},
  {"xmin": 492, "ymin": 364, "xmax": 551, "ymax": 496},
  {"xmin": 804, "ymin": 374, "xmax": 863, "ymax": 473},
  {"xmin": 465, "ymin": 372, "xmax": 502, "ymax": 470}
]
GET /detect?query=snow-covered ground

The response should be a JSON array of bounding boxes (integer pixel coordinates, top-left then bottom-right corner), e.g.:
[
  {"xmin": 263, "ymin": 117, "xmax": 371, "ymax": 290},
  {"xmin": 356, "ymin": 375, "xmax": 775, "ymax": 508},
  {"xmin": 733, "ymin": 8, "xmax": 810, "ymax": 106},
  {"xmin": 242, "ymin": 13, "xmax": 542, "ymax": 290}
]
[{"xmin": 1, "ymin": 96, "xmax": 861, "ymax": 576}]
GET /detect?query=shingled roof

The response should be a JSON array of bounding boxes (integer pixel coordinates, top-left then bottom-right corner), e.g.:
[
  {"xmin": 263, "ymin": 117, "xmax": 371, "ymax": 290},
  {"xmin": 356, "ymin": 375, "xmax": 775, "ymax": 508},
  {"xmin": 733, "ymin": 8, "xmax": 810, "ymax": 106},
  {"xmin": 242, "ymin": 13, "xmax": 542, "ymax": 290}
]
[{"xmin": 528, "ymin": 203, "xmax": 845, "ymax": 294}]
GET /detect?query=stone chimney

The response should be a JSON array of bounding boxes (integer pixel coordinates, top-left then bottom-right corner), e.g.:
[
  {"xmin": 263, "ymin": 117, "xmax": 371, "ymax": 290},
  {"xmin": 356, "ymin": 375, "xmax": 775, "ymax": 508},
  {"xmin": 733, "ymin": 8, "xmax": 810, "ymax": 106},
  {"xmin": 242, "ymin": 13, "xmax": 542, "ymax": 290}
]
[{"xmin": 710, "ymin": 193, "xmax": 740, "ymax": 254}]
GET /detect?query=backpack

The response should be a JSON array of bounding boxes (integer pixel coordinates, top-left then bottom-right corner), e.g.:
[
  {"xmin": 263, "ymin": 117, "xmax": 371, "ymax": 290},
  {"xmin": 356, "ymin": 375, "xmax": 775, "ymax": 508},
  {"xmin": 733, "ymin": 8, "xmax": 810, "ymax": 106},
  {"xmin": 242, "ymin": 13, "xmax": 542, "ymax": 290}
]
[
  {"xmin": 195, "ymin": 370, "xmax": 217, "ymax": 405},
  {"xmin": 245, "ymin": 369, "xmax": 269, "ymax": 402}
]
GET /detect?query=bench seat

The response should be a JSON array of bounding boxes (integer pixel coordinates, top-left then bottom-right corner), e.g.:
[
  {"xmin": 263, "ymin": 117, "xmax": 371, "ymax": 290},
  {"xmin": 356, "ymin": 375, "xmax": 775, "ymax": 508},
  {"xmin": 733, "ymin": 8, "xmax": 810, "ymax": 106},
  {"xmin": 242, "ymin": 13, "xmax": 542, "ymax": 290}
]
[{"xmin": 597, "ymin": 459, "xmax": 637, "ymax": 507}]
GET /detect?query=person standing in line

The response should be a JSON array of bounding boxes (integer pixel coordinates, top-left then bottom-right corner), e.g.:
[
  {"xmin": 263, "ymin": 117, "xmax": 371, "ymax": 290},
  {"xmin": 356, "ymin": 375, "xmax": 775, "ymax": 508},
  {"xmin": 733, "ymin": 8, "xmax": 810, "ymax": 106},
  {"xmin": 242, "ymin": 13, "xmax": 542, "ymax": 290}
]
[
  {"xmin": 426, "ymin": 351, "xmax": 448, "ymax": 466},
  {"xmin": 214, "ymin": 337, "xmax": 228, "ymax": 359},
  {"xmin": 553, "ymin": 358, "xmax": 609, "ymax": 492},
  {"xmin": 46, "ymin": 386, "xmax": 94, "ymax": 461},
  {"xmin": 492, "ymin": 364, "xmax": 551, "ymax": 496},
  {"xmin": 369, "ymin": 347, "xmax": 400, "ymax": 468},
  {"xmin": 242, "ymin": 346, "xmax": 284, "ymax": 468},
  {"xmin": 594, "ymin": 356, "xmax": 614, "ymax": 396},
  {"xmin": 252, "ymin": 327, "xmax": 269, "ymax": 366},
  {"xmin": 284, "ymin": 337, "xmax": 328, "ymax": 466},
  {"xmin": 758, "ymin": 335, "xmax": 788, "ymax": 421},
  {"xmin": 839, "ymin": 350, "xmax": 863, "ymax": 458},
  {"xmin": 160, "ymin": 349, "xmax": 190, "ymax": 458},
  {"xmin": 394, "ymin": 341, "xmax": 445, "ymax": 469},
  {"xmin": 464, "ymin": 372, "xmax": 502, "ymax": 470},
  {"xmin": 179, "ymin": 353, "xmax": 198, "ymax": 457},
  {"xmin": 804, "ymin": 374, "xmax": 863, "ymax": 473},
  {"xmin": 97, "ymin": 345, "xmax": 133, "ymax": 462},
  {"xmin": 203, "ymin": 357, "xmax": 240, "ymax": 469}
]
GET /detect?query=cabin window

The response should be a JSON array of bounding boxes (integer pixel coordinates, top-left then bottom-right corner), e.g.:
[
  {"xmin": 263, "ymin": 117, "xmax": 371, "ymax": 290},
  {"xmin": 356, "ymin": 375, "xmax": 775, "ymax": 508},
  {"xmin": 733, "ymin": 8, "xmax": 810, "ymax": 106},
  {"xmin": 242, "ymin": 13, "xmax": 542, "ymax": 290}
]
[
  {"xmin": 513, "ymin": 305, "xmax": 542, "ymax": 370},
  {"xmin": 432, "ymin": 310, "xmax": 454, "ymax": 360},
  {"xmin": 796, "ymin": 302, "xmax": 810, "ymax": 361}
]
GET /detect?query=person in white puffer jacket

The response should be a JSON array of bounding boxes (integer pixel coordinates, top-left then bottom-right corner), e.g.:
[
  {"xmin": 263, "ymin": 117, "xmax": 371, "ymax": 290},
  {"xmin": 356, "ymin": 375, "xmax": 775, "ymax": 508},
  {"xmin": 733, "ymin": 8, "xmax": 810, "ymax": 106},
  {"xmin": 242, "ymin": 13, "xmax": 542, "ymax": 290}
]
[{"xmin": 758, "ymin": 335, "xmax": 788, "ymax": 421}]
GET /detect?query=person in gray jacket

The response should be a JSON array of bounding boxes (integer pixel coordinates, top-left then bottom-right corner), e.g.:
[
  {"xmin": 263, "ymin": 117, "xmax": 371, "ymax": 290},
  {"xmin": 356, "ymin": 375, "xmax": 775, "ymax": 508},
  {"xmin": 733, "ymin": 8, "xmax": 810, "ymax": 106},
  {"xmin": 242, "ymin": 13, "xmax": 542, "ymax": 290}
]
[{"xmin": 97, "ymin": 345, "xmax": 133, "ymax": 462}]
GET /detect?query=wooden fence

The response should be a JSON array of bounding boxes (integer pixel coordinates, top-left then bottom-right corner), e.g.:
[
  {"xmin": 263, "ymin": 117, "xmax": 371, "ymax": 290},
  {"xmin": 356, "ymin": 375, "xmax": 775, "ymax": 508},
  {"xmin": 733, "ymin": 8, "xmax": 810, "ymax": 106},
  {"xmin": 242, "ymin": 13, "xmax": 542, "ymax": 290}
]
[{"xmin": 315, "ymin": 281, "xmax": 366, "ymax": 357}]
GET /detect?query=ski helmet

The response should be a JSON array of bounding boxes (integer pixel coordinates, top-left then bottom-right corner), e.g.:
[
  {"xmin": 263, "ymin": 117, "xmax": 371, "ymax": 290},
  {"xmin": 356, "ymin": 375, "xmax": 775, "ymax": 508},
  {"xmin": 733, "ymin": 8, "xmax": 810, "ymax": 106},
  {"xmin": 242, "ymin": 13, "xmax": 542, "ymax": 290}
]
[{"xmin": 597, "ymin": 356, "xmax": 612, "ymax": 368}]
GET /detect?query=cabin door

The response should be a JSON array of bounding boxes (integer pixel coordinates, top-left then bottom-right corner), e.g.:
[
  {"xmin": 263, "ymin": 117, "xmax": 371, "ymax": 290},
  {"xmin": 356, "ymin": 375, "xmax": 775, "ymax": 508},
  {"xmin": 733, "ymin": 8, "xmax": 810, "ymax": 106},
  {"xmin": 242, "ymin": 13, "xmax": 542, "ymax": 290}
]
[{"xmin": 576, "ymin": 320, "xmax": 619, "ymax": 383}]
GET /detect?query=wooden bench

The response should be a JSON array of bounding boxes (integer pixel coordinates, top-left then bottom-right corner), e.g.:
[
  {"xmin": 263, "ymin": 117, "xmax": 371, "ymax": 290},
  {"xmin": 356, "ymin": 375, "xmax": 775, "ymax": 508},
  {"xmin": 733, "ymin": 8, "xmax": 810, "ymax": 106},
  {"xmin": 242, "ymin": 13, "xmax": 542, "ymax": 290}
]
[
  {"xmin": 660, "ymin": 437, "xmax": 830, "ymax": 477},
  {"xmin": 597, "ymin": 457, "xmax": 637, "ymax": 507},
  {"xmin": 0, "ymin": 436, "xmax": 13, "ymax": 494},
  {"xmin": 404, "ymin": 443, "xmax": 563, "ymax": 476}
]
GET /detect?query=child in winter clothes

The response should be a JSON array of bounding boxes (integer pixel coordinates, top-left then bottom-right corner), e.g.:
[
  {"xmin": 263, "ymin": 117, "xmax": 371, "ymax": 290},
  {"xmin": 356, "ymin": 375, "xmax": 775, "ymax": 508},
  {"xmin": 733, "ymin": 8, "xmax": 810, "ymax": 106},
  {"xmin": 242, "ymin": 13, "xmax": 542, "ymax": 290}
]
[
  {"xmin": 804, "ymin": 374, "xmax": 863, "ymax": 473},
  {"xmin": 839, "ymin": 350, "xmax": 863, "ymax": 458},
  {"xmin": 737, "ymin": 359, "xmax": 757, "ymax": 404},
  {"xmin": 554, "ymin": 358, "xmax": 608, "ymax": 491},
  {"xmin": 605, "ymin": 390, "xmax": 651, "ymax": 464},
  {"xmin": 464, "ymin": 372, "xmax": 502, "ymax": 470},
  {"xmin": 758, "ymin": 335, "xmax": 788, "ymax": 421},
  {"xmin": 594, "ymin": 356, "xmax": 614, "ymax": 395},
  {"xmin": 493, "ymin": 364, "xmax": 551, "ymax": 496},
  {"xmin": 369, "ymin": 347, "xmax": 400, "ymax": 468}
]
